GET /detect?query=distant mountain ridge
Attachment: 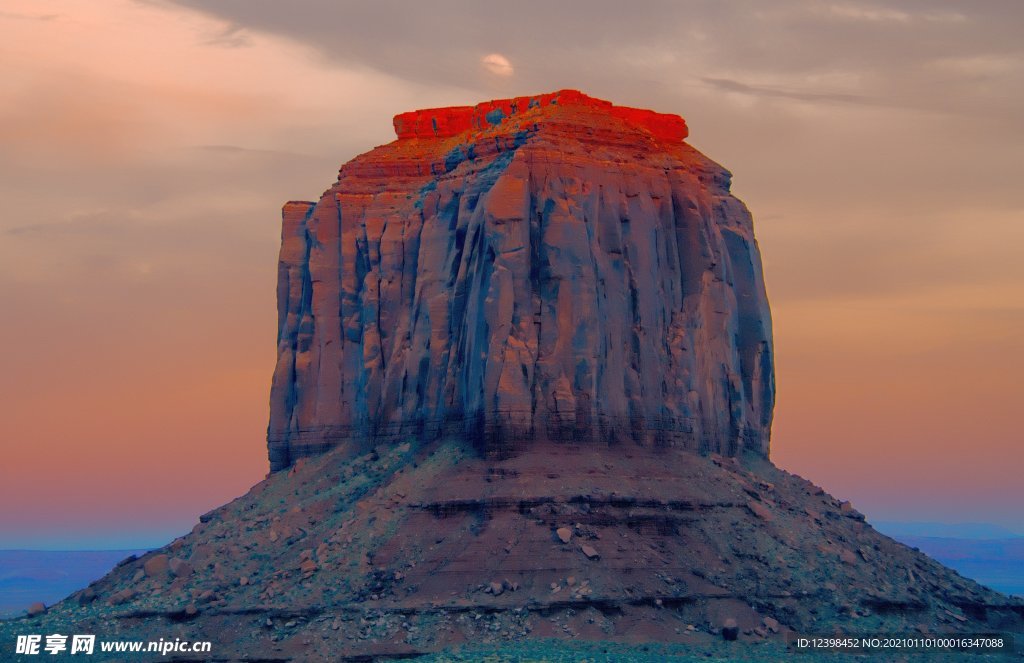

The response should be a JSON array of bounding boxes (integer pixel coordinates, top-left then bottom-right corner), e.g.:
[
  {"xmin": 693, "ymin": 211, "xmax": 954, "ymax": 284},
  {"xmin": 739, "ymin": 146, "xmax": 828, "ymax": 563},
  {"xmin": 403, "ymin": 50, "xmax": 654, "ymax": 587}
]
[
  {"xmin": 0, "ymin": 550, "xmax": 146, "ymax": 617},
  {"xmin": 885, "ymin": 536, "xmax": 1024, "ymax": 598},
  {"xmin": 875, "ymin": 521, "xmax": 1023, "ymax": 540}
]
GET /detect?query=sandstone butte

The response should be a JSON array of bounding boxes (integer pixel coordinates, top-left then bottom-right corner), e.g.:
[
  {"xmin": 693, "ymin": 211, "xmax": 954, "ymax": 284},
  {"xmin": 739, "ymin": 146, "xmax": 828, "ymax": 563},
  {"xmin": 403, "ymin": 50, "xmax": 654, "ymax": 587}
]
[
  {"xmin": 6, "ymin": 92, "xmax": 1021, "ymax": 661},
  {"xmin": 269, "ymin": 89, "xmax": 774, "ymax": 471}
]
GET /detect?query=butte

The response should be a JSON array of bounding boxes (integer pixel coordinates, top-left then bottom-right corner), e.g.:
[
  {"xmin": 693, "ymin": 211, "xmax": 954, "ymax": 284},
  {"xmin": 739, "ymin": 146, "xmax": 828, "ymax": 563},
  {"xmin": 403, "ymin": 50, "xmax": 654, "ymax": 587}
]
[{"xmin": 5, "ymin": 91, "xmax": 1020, "ymax": 661}]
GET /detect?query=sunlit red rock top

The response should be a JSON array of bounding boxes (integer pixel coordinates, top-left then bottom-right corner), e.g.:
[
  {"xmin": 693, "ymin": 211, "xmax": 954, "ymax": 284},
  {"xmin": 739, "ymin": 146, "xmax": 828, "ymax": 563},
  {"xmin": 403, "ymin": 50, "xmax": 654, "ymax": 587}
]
[{"xmin": 392, "ymin": 89, "xmax": 688, "ymax": 143}]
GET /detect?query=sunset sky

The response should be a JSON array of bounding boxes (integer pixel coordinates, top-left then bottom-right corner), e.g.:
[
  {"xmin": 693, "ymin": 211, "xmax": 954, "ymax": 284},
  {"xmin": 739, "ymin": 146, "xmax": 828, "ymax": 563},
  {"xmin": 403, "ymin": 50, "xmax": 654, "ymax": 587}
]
[{"xmin": 1, "ymin": 0, "xmax": 1022, "ymax": 548}]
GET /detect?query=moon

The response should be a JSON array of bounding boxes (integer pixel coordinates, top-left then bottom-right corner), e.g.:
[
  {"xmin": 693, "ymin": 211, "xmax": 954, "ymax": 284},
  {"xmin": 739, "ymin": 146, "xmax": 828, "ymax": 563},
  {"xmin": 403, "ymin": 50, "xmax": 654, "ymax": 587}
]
[{"xmin": 481, "ymin": 53, "xmax": 514, "ymax": 77}]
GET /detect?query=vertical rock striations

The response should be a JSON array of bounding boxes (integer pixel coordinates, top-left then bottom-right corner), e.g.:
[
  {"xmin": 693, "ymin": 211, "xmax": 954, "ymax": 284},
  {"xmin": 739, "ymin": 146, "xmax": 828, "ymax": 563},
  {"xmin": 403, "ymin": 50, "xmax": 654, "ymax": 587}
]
[{"xmin": 269, "ymin": 90, "xmax": 774, "ymax": 471}]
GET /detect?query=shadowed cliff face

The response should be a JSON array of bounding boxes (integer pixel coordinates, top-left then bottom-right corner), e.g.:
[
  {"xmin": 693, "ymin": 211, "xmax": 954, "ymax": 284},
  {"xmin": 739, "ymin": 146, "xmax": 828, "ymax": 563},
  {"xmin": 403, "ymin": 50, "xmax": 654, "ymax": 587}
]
[{"xmin": 269, "ymin": 90, "xmax": 774, "ymax": 471}]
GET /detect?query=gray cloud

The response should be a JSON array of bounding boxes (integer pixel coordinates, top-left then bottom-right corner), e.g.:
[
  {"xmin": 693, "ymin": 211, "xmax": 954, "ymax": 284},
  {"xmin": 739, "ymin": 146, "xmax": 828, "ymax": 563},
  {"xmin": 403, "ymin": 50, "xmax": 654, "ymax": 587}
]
[
  {"xmin": 699, "ymin": 76, "xmax": 877, "ymax": 106},
  {"xmin": 5, "ymin": 210, "xmax": 134, "ymax": 237},
  {"xmin": 164, "ymin": 0, "xmax": 1024, "ymax": 120},
  {"xmin": 0, "ymin": 9, "xmax": 58, "ymax": 21},
  {"xmin": 202, "ymin": 23, "xmax": 252, "ymax": 48}
]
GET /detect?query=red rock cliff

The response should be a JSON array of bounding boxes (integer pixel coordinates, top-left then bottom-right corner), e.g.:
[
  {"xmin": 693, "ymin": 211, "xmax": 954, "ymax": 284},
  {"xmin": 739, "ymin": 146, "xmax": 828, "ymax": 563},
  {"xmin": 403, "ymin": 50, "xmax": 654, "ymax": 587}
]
[{"xmin": 269, "ymin": 90, "xmax": 774, "ymax": 471}]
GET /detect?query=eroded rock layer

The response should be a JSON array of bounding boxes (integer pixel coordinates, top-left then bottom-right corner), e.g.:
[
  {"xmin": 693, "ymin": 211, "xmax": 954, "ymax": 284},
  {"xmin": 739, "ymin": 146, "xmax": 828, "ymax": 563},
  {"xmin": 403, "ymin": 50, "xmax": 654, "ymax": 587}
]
[{"xmin": 269, "ymin": 90, "xmax": 774, "ymax": 471}]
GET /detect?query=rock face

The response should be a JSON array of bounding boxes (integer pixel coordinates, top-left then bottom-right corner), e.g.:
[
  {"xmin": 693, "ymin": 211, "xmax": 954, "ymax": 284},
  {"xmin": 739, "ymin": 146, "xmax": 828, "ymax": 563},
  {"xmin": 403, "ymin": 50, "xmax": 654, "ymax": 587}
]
[{"xmin": 269, "ymin": 90, "xmax": 774, "ymax": 471}]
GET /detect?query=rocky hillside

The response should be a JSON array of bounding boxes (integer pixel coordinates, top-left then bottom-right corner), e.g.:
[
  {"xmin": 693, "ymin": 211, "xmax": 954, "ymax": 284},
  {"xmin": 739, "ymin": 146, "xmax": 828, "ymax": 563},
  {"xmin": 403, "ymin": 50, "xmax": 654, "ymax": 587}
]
[{"xmin": 4, "ymin": 440, "xmax": 1020, "ymax": 660}]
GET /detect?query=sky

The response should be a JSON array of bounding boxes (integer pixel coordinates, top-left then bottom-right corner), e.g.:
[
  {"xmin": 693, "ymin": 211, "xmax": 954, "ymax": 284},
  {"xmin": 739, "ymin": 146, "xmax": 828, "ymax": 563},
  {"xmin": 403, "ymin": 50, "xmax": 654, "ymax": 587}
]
[{"xmin": 1, "ymin": 0, "xmax": 1022, "ymax": 548}]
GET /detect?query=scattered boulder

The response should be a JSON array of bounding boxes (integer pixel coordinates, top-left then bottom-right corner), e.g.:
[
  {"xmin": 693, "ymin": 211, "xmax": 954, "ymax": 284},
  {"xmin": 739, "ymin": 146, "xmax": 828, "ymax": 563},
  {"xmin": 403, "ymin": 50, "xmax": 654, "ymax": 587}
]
[
  {"xmin": 300, "ymin": 559, "xmax": 318, "ymax": 575},
  {"xmin": 945, "ymin": 609, "xmax": 967, "ymax": 623},
  {"xmin": 555, "ymin": 527, "xmax": 572, "ymax": 544},
  {"xmin": 168, "ymin": 558, "xmax": 193, "ymax": 578},
  {"xmin": 27, "ymin": 602, "xmax": 45, "ymax": 617},
  {"xmin": 115, "ymin": 554, "xmax": 138, "ymax": 567},
  {"xmin": 580, "ymin": 545, "xmax": 599, "ymax": 559},
  {"xmin": 287, "ymin": 458, "xmax": 307, "ymax": 477},
  {"xmin": 746, "ymin": 500, "xmax": 773, "ymax": 521},
  {"xmin": 108, "ymin": 589, "xmax": 135, "ymax": 605},
  {"xmin": 763, "ymin": 616, "xmax": 780, "ymax": 633},
  {"xmin": 143, "ymin": 554, "xmax": 169, "ymax": 577},
  {"xmin": 489, "ymin": 581, "xmax": 504, "ymax": 596},
  {"xmin": 840, "ymin": 501, "xmax": 866, "ymax": 520}
]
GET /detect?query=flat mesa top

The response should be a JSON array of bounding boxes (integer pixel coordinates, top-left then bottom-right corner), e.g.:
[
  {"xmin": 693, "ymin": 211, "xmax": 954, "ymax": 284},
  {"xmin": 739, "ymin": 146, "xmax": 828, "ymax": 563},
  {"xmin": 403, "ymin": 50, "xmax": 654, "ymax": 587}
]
[{"xmin": 392, "ymin": 89, "xmax": 689, "ymax": 143}]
